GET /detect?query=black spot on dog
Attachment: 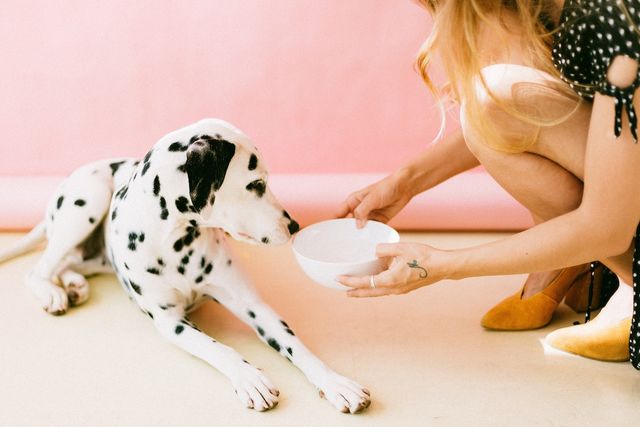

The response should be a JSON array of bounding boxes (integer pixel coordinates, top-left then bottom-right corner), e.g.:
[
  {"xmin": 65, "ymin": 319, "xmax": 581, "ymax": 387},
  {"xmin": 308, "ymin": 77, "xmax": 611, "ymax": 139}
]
[
  {"xmin": 175, "ymin": 196, "xmax": 190, "ymax": 213},
  {"xmin": 257, "ymin": 326, "xmax": 265, "ymax": 336},
  {"xmin": 177, "ymin": 266, "xmax": 185, "ymax": 275},
  {"xmin": 89, "ymin": 217, "xmax": 95, "ymax": 224},
  {"xmin": 195, "ymin": 276, "xmax": 203, "ymax": 283},
  {"xmin": 177, "ymin": 164, "xmax": 187, "ymax": 173},
  {"xmin": 157, "ymin": 258, "xmax": 165, "ymax": 266},
  {"xmin": 175, "ymin": 325, "xmax": 184, "ymax": 335},
  {"xmin": 115, "ymin": 185, "xmax": 128, "ymax": 200},
  {"xmin": 124, "ymin": 263, "xmax": 130, "ymax": 270},
  {"xmin": 267, "ymin": 338, "xmax": 281, "ymax": 352},
  {"xmin": 261, "ymin": 237, "xmax": 270, "ymax": 244},
  {"xmin": 246, "ymin": 179, "xmax": 266, "ymax": 198},
  {"xmin": 146, "ymin": 267, "xmax": 160, "ymax": 275},
  {"xmin": 281, "ymin": 320, "xmax": 295, "ymax": 335},
  {"xmin": 128, "ymin": 232, "xmax": 137, "ymax": 251},
  {"xmin": 153, "ymin": 175, "xmax": 161, "ymax": 196},
  {"xmin": 227, "ymin": 259, "xmax": 232, "ymax": 266},
  {"xmin": 181, "ymin": 255, "xmax": 190, "ymax": 265},
  {"xmin": 159, "ymin": 197, "xmax": 168, "ymax": 220},
  {"xmin": 172, "ymin": 223, "xmax": 200, "ymax": 252},
  {"xmin": 204, "ymin": 263, "xmax": 213, "ymax": 275},
  {"xmin": 248, "ymin": 310, "xmax": 256, "ymax": 319},
  {"xmin": 112, "ymin": 208, "xmax": 117, "ymax": 221},
  {"xmin": 248, "ymin": 154, "xmax": 258, "ymax": 170},
  {"xmin": 146, "ymin": 311, "xmax": 154, "ymax": 319},
  {"xmin": 200, "ymin": 257, "xmax": 206, "ymax": 268},
  {"xmin": 109, "ymin": 161, "xmax": 126, "ymax": 175},
  {"xmin": 168, "ymin": 142, "xmax": 186, "ymax": 152},
  {"xmin": 286, "ymin": 347, "xmax": 293, "ymax": 356},
  {"xmin": 127, "ymin": 232, "xmax": 144, "ymax": 251},
  {"xmin": 283, "ymin": 210, "xmax": 291, "ymax": 220},
  {"xmin": 74, "ymin": 199, "xmax": 86, "ymax": 207},
  {"xmin": 200, "ymin": 134, "xmax": 213, "ymax": 140},
  {"xmin": 159, "ymin": 303, "xmax": 176, "ymax": 310},
  {"xmin": 185, "ymin": 139, "xmax": 236, "ymax": 211},
  {"xmin": 56, "ymin": 196, "xmax": 64, "ymax": 209},
  {"xmin": 143, "ymin": 150, "xmax": 152, "ymax": 164},
  {"xmin": 130, "ymin": 281, "xmax": 142, "ymax": 295},
  {"xmin": 141, "ymin": 162, "xmax": 151, "ymax": 176}
]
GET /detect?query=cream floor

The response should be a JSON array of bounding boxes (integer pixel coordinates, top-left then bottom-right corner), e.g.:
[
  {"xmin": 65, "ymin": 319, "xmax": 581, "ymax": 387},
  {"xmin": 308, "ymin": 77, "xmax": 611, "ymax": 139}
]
[{"xmin": 0, "ymin": 231, "xmax": 639, "ymax": 427}]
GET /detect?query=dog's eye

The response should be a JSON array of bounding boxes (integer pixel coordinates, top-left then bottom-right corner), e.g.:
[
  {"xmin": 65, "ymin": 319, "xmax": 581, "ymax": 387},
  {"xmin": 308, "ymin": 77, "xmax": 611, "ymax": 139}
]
[{"xmin": 246, "ymin": 179, "xmax": 266, "ymax": 198}]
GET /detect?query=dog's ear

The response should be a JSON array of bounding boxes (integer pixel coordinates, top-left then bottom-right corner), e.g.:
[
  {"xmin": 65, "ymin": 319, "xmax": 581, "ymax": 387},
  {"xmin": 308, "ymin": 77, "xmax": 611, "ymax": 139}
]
[{"xmin": 185, "ymin": 138, "xmax": 236, "ymax": 212}]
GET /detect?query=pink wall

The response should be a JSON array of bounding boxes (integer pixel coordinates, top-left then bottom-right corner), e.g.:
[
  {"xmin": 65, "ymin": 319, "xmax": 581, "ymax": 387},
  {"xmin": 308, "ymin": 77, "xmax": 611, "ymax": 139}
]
[{"xmin": 0, "ymin": 0, "xmax": 443, "ymax": 176}]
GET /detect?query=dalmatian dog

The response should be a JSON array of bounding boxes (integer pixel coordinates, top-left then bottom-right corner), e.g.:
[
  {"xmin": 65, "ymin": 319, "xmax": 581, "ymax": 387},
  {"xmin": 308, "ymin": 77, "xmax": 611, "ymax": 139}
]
[{"xmin": 0, "ymin": 118, "xmax": 371, "ymax": 413}]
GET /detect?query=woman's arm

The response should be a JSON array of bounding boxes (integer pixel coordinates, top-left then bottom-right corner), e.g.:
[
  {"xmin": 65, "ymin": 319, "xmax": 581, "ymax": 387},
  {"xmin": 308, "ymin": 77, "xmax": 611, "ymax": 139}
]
[
  {"xmin": 335, "ymin": 127, "xmax": 479, "ymax": 224},
  {"xmin": 340, "ymin": 57, "xmax": 640, "ymax": 297},
  {"xmin": 396, "ymin": 127, "xmax": 480, "ymax": 198}
]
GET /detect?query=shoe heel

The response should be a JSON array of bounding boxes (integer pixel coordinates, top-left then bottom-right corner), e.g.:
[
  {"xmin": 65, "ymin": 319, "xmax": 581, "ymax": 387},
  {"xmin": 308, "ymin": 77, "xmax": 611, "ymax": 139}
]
[
  {"xmin": 564, "ymin": 269, "xmax": 594, "ymax": 312},
  {"xmin": 564, "ymin": 263, "xmax": 621, "ymax": 313}
]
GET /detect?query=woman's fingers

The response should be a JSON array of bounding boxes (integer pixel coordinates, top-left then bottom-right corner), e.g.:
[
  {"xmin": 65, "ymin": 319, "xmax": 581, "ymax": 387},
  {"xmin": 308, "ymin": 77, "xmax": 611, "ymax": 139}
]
[
  {"xmin": 335, "ymin": 193, "xmax": 361, "ymax": 218},
  {"xmin": 337, "ymin": 268, "xmax": 396, "ymax": 289},
  {"xmin": 375, "ymin": 243, "xmax": 406, "ymax": 258}
]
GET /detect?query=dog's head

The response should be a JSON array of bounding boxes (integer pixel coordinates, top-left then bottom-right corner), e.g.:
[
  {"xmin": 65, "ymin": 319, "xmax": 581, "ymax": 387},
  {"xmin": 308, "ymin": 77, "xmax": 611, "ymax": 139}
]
[{"xmin": 183, "ymin": 120, "xmax": 299, "ymax": 245}]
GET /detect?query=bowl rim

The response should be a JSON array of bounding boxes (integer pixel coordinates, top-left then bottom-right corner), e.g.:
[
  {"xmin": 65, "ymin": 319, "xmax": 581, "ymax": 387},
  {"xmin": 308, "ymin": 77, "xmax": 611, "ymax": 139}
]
[{"xmin": 291, "ymin": 218, "xmax": 400, "ymax": 266}]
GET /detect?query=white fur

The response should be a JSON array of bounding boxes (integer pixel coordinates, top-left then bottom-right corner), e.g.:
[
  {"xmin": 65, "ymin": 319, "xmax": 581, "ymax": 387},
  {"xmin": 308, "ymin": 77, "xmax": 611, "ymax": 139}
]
[{"xmin": 2, "ymin": 119, "xmax": 370, "ymax": 413}]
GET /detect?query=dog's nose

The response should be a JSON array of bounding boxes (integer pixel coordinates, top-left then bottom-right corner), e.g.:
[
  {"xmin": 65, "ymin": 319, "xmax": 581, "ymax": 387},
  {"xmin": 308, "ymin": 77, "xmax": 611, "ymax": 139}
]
[{"xmin": 287, "ymin": 220, "xmax": 300, "ymax": 235}]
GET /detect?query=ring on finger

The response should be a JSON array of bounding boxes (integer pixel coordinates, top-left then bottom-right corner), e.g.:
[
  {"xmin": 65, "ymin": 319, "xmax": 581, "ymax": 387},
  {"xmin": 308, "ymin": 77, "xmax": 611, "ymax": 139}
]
[{"xmin": 369, "ymin": 275, "xmax": 376, "ymax": 289}]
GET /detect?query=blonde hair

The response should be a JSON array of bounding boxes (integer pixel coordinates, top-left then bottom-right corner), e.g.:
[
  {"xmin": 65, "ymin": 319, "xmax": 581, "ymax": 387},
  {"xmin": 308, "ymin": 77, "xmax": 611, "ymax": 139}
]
[{"xmin": 415, "ymin": 0, "xmax": 581, "ymax": 152}]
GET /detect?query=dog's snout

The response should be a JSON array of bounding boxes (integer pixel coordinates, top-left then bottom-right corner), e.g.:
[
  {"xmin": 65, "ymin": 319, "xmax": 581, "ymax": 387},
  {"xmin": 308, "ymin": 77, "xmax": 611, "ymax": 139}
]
[{"xmin": 287, "ymin": 220, "xmax": 300, "ymax": 235}]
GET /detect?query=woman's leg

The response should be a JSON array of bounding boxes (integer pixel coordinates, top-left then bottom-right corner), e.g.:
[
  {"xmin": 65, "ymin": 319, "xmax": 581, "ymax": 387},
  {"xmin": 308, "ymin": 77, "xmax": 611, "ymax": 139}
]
[{"xmin": 462, "ymin": 64, "xmax": 634, "ymax": 286}]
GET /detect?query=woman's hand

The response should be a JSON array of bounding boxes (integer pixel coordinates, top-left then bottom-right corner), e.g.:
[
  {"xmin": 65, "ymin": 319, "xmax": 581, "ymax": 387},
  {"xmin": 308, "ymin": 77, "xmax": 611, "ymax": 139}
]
[
  {"xmin": 337, "ymin": 242, "xmax": 449, "ymax": 297},
  {"xmin": 335, "ymin": 171, "xmax": 413, "ymax": 228}
]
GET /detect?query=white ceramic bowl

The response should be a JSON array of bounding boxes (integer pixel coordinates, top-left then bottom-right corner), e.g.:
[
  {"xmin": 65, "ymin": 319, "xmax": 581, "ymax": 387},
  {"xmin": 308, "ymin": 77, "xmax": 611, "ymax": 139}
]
[{"xmin": 292, "ymin": 218, "xmax": 400, "ymax": 290}]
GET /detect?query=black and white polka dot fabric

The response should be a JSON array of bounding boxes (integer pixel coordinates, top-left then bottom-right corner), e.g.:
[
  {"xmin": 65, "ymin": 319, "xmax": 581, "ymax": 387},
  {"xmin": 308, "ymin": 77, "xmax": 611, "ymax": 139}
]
[{"xmin": 553, "ymin": 0, "xmax": 640, "ymax": 370}]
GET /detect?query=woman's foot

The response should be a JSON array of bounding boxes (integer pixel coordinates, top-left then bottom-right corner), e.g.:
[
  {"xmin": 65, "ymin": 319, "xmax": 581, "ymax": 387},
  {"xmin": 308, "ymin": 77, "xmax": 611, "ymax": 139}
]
[
  {"xmin": 481, "ymin": 264, "xmax": 589, "ymax": 331},
  {"xmin": 544, "ymin": 282, "xmax": 633, "ymax": 361}
]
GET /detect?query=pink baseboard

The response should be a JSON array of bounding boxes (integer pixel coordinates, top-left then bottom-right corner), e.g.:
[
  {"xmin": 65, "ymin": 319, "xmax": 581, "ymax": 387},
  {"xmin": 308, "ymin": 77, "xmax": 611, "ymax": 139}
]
[{"xmin": 0, "ymin": 172, "xmax": 532, "ymax": 231}]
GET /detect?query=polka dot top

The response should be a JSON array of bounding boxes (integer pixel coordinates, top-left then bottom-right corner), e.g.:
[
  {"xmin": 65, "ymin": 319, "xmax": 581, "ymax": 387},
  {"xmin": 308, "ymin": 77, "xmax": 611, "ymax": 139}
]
[
  {"xmin": 552, "ymin": 0, "xmax": 640, "ymax": 142},
  {"xmin": 553, "ymin": 0, "xmax": 640, "ymax": 370}
]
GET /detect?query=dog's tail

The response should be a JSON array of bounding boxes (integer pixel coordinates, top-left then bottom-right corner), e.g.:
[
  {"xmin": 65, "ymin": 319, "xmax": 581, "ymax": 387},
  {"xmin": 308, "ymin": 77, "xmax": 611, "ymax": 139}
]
[{"xmin": 0, "ymin": 221, "xmax": 47, "ymax": 264}]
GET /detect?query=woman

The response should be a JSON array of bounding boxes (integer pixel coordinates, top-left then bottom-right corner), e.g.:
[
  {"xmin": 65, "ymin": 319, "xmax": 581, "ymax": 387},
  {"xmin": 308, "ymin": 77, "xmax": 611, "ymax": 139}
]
[{"xmin": 337, "ymin": 0, "xmax": 640, "ymax": 368}]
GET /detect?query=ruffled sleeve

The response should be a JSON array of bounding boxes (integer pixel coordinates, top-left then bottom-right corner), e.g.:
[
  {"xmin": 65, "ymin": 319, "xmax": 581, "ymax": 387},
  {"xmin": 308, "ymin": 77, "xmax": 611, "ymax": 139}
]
[{"xmin": 592, "ymin": 4, "xmax": 640, "ymax": 142}]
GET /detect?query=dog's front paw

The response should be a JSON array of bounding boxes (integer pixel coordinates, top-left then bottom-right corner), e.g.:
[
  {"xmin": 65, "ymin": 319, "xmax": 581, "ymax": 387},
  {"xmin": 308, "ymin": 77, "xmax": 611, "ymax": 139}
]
[
  {"xmin": 59, "ymin": 269, "xmax": 90, "ymax": 306},
  {"xmin": 316, "ymin": 372, "xmax": 371, "ymax": 414},
  {"xmin": 231, "ymin": 363, "xmax": 280, "ymax": 412}
]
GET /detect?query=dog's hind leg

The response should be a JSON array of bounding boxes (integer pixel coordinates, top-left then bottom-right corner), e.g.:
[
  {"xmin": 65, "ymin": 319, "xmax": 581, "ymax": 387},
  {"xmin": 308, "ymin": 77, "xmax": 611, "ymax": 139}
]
[
  {"xmin": 26, "ymin": 168, "xmax": 113, "ymax": 315},
  {"xmin": 151, "ymin": 309, "xmax": 280, "ymax": 411}
]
